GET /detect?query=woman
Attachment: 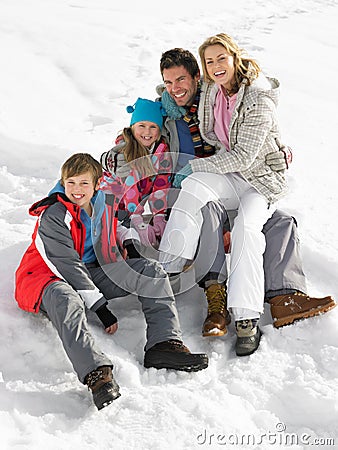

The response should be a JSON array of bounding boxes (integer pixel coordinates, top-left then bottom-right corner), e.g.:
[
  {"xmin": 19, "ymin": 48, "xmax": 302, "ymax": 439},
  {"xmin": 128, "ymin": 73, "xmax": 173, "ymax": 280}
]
[{"xmin": 159, "ymin": 33, "xmax": 288, "ymax": 356}]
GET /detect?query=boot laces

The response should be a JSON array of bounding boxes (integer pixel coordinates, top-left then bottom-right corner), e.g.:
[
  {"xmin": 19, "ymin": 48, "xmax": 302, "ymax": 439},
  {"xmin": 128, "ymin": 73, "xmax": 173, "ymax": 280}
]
[
  {"xmin": 85, "ymin": 367, "xmax": 111, "ymax": 390},
  {"xmin": 206, "ymin": 285, "xmax": 226, "ymax": 314}
]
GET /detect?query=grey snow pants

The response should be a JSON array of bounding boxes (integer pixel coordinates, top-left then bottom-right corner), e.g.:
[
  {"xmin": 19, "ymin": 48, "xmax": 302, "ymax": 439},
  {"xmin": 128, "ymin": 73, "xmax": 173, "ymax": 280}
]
[
  {"xmin": 40, "ymin": 258, "xmax": 182, "ymax": 383},
  {"xmin": 194, "ymin": 202, "xmax": 307, "ymax": 297}
]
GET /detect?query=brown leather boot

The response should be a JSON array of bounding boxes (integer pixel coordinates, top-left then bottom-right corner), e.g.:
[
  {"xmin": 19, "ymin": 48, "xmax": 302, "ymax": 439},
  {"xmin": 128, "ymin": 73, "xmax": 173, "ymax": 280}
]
[
  {"xmin": 202, "ymin": 283, "xmax": 231, "ymax": 337},
  {"xmin": 269, "ymin": 292, "xmax": 336, "ymax": 328},
  {"xmin": 85, "ymin": 366, "xmax": 121, "ymax": 410}
]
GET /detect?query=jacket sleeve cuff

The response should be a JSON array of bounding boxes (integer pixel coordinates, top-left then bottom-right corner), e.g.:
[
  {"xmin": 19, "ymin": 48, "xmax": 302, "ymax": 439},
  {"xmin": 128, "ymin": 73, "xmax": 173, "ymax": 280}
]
[{"xmin": 78, "ymin": 288, "xmax": 103, "ymax": 309}]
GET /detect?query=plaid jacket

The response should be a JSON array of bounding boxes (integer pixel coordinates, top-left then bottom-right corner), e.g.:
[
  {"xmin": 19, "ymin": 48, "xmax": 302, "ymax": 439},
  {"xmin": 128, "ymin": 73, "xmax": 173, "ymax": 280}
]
[{"xmin": 190, "ymin": 75, "xmax": 288, "ymax": 203}]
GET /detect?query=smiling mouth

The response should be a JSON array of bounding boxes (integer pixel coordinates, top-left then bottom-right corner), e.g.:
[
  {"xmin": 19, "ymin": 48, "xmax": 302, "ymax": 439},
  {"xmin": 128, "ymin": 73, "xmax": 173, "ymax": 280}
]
[
  {"xmin": 214, "ymin": 70, "xmax": 226, "ymax": 77},
  {"xmin": 72, "ymin": 194, "xmax": 85, "ymax": 199},
  {"xmin": 173, "ymin": 92, "xmax": 186, "ymax": 98}
]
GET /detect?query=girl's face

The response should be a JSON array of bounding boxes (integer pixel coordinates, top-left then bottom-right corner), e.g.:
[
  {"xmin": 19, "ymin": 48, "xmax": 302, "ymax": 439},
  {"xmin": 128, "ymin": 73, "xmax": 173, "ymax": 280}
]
[
  {"xmin": 132, "ymin": 121, "xmax": 160, "ymax": 148},
  {"xmin": 64, "ymin": 171, "xmax": 100, "ymax": 214},
  {"xmin": 204, "ymin": 44, "xmax": 235, "ymax": 91}
]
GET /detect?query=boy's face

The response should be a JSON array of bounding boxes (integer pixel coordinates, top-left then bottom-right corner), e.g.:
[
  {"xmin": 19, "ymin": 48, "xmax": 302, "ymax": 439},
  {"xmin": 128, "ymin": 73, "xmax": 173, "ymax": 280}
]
[{"xmin": 64, "ymin": 171, "xmax": 100, "ymax": 212}]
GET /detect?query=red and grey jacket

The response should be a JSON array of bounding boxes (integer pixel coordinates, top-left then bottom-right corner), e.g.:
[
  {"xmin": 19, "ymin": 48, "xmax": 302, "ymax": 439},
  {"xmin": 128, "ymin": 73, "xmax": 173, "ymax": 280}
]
[{"xmin": 15, "ymin": 191, "xmax": 119, "ymax": 313}]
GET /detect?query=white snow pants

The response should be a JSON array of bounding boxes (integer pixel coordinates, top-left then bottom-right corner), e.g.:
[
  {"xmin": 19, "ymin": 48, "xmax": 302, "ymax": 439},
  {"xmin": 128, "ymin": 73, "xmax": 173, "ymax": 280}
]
[{"xmin": 159, "ymin": 172, "xmax": 276, "ymax": 318}]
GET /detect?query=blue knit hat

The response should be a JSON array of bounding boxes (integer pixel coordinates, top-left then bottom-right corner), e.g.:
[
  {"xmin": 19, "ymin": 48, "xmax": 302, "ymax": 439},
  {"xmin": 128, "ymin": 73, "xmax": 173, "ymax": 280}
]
[{"xmin": 126, "ymin": 98, "xmax": 165, "ymax": 129}]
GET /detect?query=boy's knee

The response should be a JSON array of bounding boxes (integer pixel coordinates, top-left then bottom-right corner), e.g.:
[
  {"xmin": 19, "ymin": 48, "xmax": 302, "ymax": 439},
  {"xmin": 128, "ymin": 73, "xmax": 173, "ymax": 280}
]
[{"xmin": 43, "ymin": 282, "xmax": 84, "ymax": 313}]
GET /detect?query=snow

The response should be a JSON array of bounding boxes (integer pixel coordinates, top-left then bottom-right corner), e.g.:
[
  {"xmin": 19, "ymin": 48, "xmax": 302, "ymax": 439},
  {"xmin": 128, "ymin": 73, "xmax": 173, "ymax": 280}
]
[{"xmin": 1, "ymin": 0, "xmax": 338, "ymax": 448}]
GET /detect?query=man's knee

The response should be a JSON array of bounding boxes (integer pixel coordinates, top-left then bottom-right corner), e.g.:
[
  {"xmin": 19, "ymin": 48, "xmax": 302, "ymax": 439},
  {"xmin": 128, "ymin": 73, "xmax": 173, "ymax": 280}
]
[
  {"xmin": 129, "ymin": 258, "xmax": 167, "ymax": 279},
  {"xmin": 263, "ymin": 209, "xmax": 298, "ymax": 234}
]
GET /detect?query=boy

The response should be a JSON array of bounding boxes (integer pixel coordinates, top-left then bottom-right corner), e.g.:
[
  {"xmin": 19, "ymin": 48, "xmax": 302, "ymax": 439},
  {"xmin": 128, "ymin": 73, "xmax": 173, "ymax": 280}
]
[{"xmin": 15, "ymin": 153, "xmax": 208, "ymax": 411}]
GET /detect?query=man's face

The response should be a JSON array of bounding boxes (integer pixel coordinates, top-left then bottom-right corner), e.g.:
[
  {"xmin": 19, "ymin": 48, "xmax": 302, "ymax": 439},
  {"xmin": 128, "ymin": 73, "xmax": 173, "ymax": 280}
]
[{"xmin": 162, "ymin": 65, "xmax": 200, "ymax": 108}]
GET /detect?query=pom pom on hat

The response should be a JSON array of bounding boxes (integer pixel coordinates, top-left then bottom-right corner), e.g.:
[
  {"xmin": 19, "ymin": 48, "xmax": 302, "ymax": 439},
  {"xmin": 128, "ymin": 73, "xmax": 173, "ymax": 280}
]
[{"xmin": 126, "ymin": 98, "xmax": 166, "ymax": 129}]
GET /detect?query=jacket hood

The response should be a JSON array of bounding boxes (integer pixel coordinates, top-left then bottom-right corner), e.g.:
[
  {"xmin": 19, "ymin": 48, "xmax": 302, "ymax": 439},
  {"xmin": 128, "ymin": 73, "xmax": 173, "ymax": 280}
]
[
  {"xmin": 156, "ymin": 83, "xmax": 165, "ymax": 97},
  {"xmin": 28, "ymin": 193, "xmax": 70, "ymax": 217},
  {"xmin": 246, "ymin": 74, "xmax": 280, "ymax": 107},
  {"xmin": 28, "ymin": 189, "xmax": 106, "ymax": 231},
  {"xmin": 47, "ymin": 179, "xmax": 105, "ymax": 224}
]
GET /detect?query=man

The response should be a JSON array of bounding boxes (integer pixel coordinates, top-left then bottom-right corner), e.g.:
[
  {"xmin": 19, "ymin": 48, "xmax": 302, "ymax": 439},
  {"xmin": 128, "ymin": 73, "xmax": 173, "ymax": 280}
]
[{"xmin": 157, "ymin": 48, "xmax": 335, "ymax": 352}]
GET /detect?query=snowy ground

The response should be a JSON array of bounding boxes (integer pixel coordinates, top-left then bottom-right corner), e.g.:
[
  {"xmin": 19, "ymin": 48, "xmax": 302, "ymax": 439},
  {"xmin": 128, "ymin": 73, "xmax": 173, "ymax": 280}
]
[{"xmin": 1, "ymin": 1, "xmax": 338, "ymax": 449}]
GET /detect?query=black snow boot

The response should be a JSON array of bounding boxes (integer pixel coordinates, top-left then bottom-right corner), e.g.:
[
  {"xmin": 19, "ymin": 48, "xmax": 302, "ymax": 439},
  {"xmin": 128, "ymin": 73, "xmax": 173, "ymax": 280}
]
[
  {"xmin": 235, "ymin": 319, "xmax": 262, "ymax": 356},
  {"xmin": 144, "ymin": 340, "xmax": 208, "ymax": 372},
  {"xmin": 85, "ymin": 366, "xmax": 121, "ymax": 410}
]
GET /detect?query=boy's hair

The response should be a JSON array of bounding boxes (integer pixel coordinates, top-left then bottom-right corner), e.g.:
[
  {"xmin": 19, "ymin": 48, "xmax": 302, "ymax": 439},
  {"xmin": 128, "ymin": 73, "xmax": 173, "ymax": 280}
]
[
  {"xmin": 160, "ymin": 48, "xmax": 200, "ymax": 79},
  {"xmin": 60, "ymin": 153, "xmax": 102, "ymax": 186}
]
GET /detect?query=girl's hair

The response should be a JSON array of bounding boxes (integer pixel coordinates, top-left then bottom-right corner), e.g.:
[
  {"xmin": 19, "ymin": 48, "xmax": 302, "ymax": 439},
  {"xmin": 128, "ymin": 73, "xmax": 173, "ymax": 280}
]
[
  {"xmin": 61, "ymin": 153, "xmax": 102, "ymax": 186},
  {"xmin": 121, "ymin": 127, "xmax": 161, "ymax": 177},
  {"xmin": 198, "ymin": 33, "xmax": 261, "ymax": 94}
]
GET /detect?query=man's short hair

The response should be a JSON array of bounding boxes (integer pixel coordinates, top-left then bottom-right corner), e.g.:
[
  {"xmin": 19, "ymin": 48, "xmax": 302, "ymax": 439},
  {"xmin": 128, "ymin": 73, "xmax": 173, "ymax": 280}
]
[
  {"xmin": 160, "ymin": 48, "xmax": 200, "ymax": 79},
  {"xmin": 61, "ymin": 153, "xmax": 102, "ymax": 185}
]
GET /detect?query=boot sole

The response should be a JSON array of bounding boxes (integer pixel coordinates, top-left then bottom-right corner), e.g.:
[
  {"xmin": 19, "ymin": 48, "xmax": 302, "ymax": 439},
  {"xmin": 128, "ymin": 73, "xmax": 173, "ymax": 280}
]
[
  {"xmin": 144, "ymin": 354, "xmax": 209, "ymax": 372},
  {"xmin": 97, "ymin": 392, "xmax": 121, "ymax": 411},
  {"xmin": 273, "ymin": 301, "xmax": 336, "ymax": 328},
  {"xmin": 236, "ymin": 328, "xmax": 262, "ymax": 357},
  {"xmin": 94, "ymin": 382, "xmax": 121, "ymax": 410}
]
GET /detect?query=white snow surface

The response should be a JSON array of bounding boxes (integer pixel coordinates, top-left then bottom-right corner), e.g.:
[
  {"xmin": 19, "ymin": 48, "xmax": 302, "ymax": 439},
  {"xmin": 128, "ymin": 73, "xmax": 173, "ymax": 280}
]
[{"xmin": 1, "ymin": 1, "xmax": 338, "ymax": 449}]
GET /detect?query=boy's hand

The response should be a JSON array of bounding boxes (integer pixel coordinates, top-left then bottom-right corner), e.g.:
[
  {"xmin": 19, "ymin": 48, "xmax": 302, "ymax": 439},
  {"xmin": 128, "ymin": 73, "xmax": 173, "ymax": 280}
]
[
  {"xmin": 95, "ymin": 301, "xmax": 118, "ymax": 330},
  {"xmin": 105, "ymin": 322, "xmax": 118, "ymax": 335}
]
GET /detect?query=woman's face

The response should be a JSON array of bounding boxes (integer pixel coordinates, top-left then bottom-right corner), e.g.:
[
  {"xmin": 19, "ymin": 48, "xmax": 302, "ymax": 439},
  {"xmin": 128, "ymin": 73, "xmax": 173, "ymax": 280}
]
[
  {"xmin": 204, "ymin": 44, "xmax": 235, "ymax": 91},
  {"xmin": 132, "ymin": 121, "xmax": 160, "ymax": 148}
]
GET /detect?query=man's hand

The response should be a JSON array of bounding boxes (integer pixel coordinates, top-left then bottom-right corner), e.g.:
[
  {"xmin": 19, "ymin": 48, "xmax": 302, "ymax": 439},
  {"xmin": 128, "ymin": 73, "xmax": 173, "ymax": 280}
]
[{"xmin": 265, "ymin": 146, "xmax": 293, "ymax": 171}]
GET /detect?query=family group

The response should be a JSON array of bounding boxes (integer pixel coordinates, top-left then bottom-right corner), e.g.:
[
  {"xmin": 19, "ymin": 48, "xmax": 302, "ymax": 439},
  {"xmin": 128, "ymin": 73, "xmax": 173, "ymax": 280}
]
[{"xmin": 15, "ymin": 33, "xmax": 336, "ymax": 410}]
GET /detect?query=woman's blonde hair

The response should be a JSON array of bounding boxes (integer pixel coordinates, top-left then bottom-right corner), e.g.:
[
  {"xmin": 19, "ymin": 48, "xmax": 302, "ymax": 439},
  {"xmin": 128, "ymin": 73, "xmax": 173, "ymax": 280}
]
[
  {"xmin": 198, "ymin": 33, "xmax": 261, "ymax": 94},
  {"xmin": 121, "ymin": 126, "xmax": 161, "ymax": 177}
]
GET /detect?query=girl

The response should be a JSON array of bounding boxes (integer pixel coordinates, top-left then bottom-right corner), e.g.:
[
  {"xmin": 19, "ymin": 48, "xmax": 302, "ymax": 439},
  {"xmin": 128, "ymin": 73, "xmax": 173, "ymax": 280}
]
[{"xmin": 101, "ymin": 98, "xmax": 172, "ymax": 247}]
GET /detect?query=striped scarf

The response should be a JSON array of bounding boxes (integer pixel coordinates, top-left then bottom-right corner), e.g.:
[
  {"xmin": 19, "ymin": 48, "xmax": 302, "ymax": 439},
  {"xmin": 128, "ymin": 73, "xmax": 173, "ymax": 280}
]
[{"xmin": 183, "ymin": 88, "xmax": 215, "ymax": 158}]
